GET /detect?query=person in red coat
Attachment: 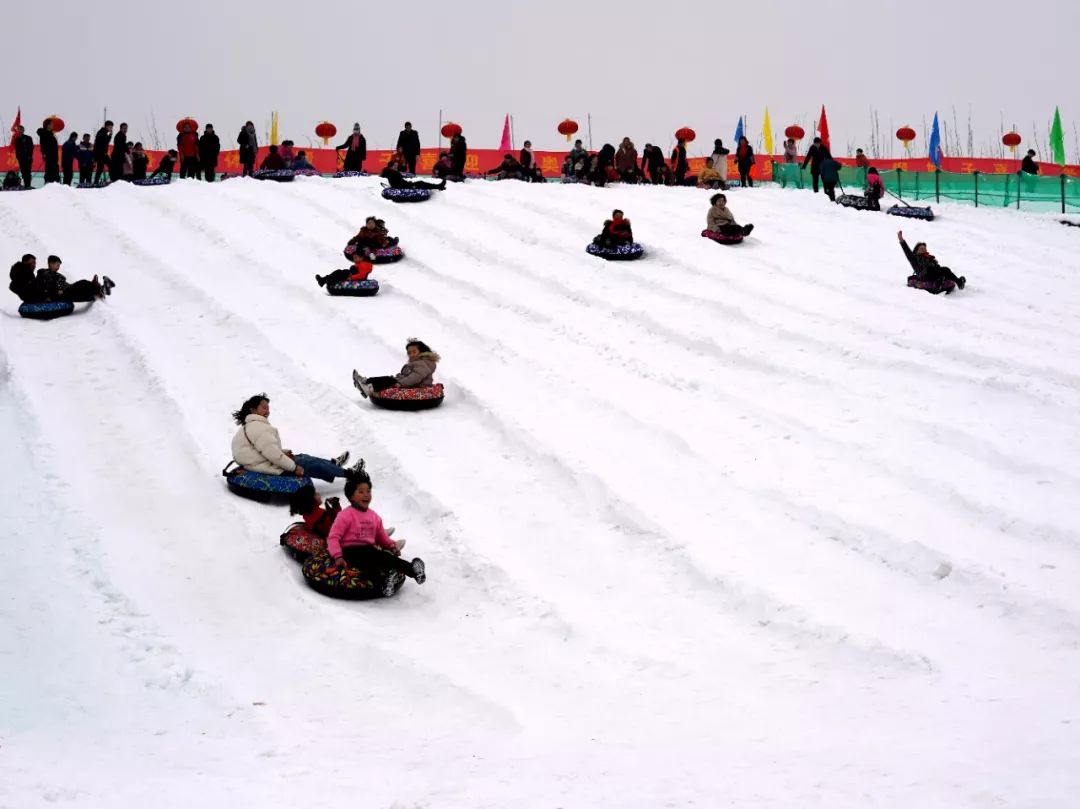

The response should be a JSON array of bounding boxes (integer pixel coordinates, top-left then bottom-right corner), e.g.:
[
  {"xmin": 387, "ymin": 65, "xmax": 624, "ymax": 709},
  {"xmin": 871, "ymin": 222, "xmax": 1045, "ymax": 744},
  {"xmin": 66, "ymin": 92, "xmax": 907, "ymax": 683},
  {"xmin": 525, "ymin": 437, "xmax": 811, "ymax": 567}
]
[
  {"xmin": 177, "ymin": 123, "xmax": 200, "ymax": 179},
  {"xmin": 594, "ymin": 209, "xmax": 634, "ymax": 248}
]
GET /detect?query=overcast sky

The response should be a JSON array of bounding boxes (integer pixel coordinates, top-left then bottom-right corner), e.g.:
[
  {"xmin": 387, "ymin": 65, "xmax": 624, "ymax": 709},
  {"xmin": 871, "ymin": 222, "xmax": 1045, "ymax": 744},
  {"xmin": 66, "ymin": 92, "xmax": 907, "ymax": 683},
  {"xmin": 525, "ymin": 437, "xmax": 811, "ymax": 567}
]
[{"xmin": 6, "ymin": 0, "xmax": 1078, "ymax": 159}]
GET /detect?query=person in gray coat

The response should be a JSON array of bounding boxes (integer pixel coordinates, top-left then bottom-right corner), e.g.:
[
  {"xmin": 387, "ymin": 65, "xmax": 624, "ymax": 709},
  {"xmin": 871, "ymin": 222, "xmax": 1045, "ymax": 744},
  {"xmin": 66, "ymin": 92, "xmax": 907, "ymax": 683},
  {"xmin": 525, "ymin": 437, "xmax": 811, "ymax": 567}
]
[{"xmin": 352, "ymin": 339, "xmax": 441, "ymax": 398}]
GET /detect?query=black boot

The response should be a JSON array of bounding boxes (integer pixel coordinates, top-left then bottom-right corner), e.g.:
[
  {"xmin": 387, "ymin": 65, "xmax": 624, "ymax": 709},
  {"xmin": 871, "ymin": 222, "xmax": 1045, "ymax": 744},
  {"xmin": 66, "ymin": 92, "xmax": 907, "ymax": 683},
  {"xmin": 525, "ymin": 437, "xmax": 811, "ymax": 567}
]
[
  {"xmin": 957, "ymin": 276, "xmax": 966, "ymax": 290},
  {"xmin": 316, "ymin": 274, "xmax": 326, "ymax": 287}
]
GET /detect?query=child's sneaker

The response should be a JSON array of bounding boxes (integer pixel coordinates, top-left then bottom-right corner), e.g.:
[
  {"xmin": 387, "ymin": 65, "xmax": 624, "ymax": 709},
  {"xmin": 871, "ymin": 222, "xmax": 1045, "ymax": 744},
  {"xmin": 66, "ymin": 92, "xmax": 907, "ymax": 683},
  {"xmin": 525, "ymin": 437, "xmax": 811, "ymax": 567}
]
[
  {"xmin": 382, "ymin": 570, "xmax": 405, "ymax": 597},
  {"xmin": 352, "ymin": 369, "xmax": 368, "ymax": 398},
  {"xmin": 387, "ymin": 527, "xmax": 397, "ymax": 538},
  {"xmin": 410, "ymin": 558, "xmax": 426, "ymax": 584},
  {"xmin": 331, "ymin": 450, "xmax": 350, "ymax": 467},
  {"xmin": 957, "ymin": 276, "xmax": 966, "ymax": 290},
  {"xmin": 347, "ymin": 458, "xmax": 366, "ymax": 477}
]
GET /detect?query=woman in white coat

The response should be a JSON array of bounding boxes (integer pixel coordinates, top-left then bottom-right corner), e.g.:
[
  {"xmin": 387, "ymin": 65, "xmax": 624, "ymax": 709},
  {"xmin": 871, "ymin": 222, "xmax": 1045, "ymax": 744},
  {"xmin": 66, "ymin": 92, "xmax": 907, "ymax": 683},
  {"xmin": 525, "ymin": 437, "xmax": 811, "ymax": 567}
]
[{"xmin": 230, "ymin": 393, "xmax": 359, "ymax": 481}]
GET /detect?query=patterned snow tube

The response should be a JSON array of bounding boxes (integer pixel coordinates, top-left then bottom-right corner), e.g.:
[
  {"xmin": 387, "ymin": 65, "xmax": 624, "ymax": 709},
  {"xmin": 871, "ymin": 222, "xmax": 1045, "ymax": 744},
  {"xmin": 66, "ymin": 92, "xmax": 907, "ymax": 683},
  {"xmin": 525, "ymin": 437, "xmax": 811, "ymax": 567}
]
[
  {"xmin": 344, "ymin": 244, "xmax": 404, "ymax": 264},
  {"xmin": 292, "ymin": 169, "xmax": 320, "ymax": 177},
  {"xmin": 302, "ymin": 551, "xmax": 405, "ymax": 600},
  {"xmin": 253, "ymin": 169, "xmax": 296, "ymax": 182},
  {"xmin": 701, "ymin": 229, "xmax": 745, "ymax": 245},
  {"xmin": 327, "ymin": 279, "xmax": 379, "ymax": 297},
  {"xmin": 280, "ymin": 522, "xmax": 326, "ymax": 562},
  {"xmin": 837, "ymin": 194, "xmax": 876, "ymax": 211},
  {"xmin": 907, "ymin": 275, "xmax": 956, "ymax": 295},
  {"xmin": 382, "ymin": 187, "xmax": 431, "ymax": 203},
  {"xmin": 333, "ymin": 170, "xmax": 369, "ymax": 178},
  {"xmin": 18, "ymin": 301, "xmax": 76, "ymax": 320},
  {"xmin": 370, "ymin": 383, "xmax": 445, "ymax": 411},
  {"xmin": 132, "ymin": 176, "xmax": 171, "ymax": 187},
  {"xmin": 77, "ymin": 181, "xmax": 111, "ymax": 189},
  {"xmin": 887, "ymin": 205, "xmax": 935, "ymax": 221},
  {"xmin": 226, "ymin": 469, "xmax": 313, "ymax": 503},
  {"xmin": 586, "ymin": 242, "xmax": 645, "ymax": 261},
  {"xmin": 1, "ymin": 186, "xmax": 31, "ymax": 192}
]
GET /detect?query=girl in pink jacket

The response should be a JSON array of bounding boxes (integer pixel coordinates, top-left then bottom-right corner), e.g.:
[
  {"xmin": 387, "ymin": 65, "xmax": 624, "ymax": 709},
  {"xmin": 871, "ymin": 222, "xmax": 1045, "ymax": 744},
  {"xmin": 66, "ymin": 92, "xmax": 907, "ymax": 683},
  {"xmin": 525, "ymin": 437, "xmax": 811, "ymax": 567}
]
[
  {"xmin": 865, "ymin": 168, "xmax": 885, "ymax": 211},
  {"xmin": 327, "ymin": 472, "xmax": 426, "ymax": 592}
]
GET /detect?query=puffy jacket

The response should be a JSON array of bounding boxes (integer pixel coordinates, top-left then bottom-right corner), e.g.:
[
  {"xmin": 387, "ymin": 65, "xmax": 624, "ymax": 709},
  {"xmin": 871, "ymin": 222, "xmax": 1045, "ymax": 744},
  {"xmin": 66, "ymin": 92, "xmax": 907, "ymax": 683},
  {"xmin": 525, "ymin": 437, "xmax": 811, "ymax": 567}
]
[
  {"xmin": 326, "ymin": 505, "xmax": 395, "ymax": 560},
  {"xmin": 697, "ymin": 167, "xmax": 723, "ymax": 185},
  {"xmin": 230, "ymin": 414, "xmax": 297, "ymax": 475},
  {"xmin": 819, "ymin": 158, "xmax": 841, "ymax": 184},
  {"xmin": 866, "ymin": 173, "xmax": 885, "ymax": 197},
  {"xmin": 707, "ymin": 203, "xmax": 736, "ymax": 231},
  {"xmin": 783, "ymin": 142, "xmax": 798, "ymax": 163},
  {"xmin": 395, "ymin": 351, "xmax": 440, "ymax": 387},
  {"xmin": 177, "ymin": 131, "xmax": 199, "ymax": 159},
  {"xmin": 615, "ymin": 144, "xmax": 638, "ymax": 172},
  {"xmin": 199, "ymin": 132, "xmax": 221, "ymax": 165},
  {"xmin": 93, "ymin": 128, "xmax": 112, "ymax": 162}
]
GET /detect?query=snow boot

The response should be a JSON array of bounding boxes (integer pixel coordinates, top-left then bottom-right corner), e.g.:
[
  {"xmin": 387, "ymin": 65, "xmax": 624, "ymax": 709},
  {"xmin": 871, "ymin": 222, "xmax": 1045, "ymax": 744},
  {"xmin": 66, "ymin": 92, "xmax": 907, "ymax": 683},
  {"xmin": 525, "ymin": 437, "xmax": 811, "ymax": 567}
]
[
  {"xmin": 382, "ymin": 570, "xmax": 405, "ymax": 597},
  {"xmin": 347, "ymin": 458, "xmax": 366, "ymax": 477},
  {"xmin": 741, "ymin": 224, "xmax": 755, "ymax": 236},
  {"xmin": 316, "ymin": 274, "xmax": 326, "ymax": 287},
  {"xmin": 102, "ymin": 276, "xmax": 116, "ymax": 296},
  {"xmin": 352, "ymin": 370, "xmax": 368, "ymax": 398},
  {"xmin": 957, "ymin": 276, "xmax": 966, "ymax": 290},
  {"xmin": 410, "ymin": 558, "xmax": 426, "ymax": 584}
]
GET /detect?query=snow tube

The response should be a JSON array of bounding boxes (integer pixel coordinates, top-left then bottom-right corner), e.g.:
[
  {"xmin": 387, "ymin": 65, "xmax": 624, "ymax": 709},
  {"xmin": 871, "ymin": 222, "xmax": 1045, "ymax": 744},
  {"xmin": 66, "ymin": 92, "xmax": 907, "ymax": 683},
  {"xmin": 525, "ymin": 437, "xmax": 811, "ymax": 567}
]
[
  {"xmin": 907, "ymin": 275, "xmax": 957, "ymax": 295},
  {"xmin": 344, "ymin": 244, "xmax": 404, "ymax": 264},
  {"xmin": 887, "ymin": 204, "xmax": 935, "ymax": 221},
  {"xmin": 253, "ymin": 169, "xmax": 296, "ymax": 182},
  {"xmin": 333, "ymin": 170, "xmax": 369, "ymax": 178},
  {"xmin": 381, "ymin": 187, "xmax": 430, "ymax": 203},
  {"xmin": 1, "ymin": 186, "xmax": 30, "ymax": 192},
  {"xmin": 586, "ymin": 242, "xmax": 645, "ymax": 261},
  {"xmin": 370, "ymin": 383, "xmax": 445, "ymax": 411},
  {"xmin": 132, "ymin": 176, "xmax": 171, "ymax": 187},
  {"xmin": 18, "ymin": 301, "xmax": 76, "ymax": 320},
  {"xmin": 77, "ymin": 181, "xmax": 110, "ymax": 189},
  {"xmin": 327, "ymin": 279, "xmax": 380, "ymax": 297},
  {"xmin": 224, "ymin": 466, "xmax": 313, "ymax": 503},
  {"xmin": 701, "ymin": 229, "xmax": 745, "ymax": 245},
  {"xmin": 837, "ymin": 194, "xmax": 877, "ymax": 211},
  {"xmin": 280, "ymin": 522, "xmax": 326, "ymax": 562},
  {"xmin": 302, "ymin": 551, "xmax": 406, "ymax": 600},
  {"xmin": 292, "ymin": 169, "xmax": 320, "ymax": 177}
]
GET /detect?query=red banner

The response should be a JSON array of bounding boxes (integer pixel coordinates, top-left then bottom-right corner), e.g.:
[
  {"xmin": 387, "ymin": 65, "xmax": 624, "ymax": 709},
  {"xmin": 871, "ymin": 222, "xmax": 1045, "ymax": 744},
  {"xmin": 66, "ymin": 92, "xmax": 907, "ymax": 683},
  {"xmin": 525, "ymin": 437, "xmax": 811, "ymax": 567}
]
[{"xmin": 1, "ymin": 146, "xmax": 1077, "ymax": 179}]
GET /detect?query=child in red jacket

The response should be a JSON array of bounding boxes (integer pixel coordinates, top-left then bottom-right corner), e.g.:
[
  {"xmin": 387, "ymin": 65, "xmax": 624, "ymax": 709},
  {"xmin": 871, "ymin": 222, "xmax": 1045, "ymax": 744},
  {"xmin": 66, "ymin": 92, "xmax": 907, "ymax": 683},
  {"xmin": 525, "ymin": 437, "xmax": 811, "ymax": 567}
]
[{"xmin": 316, "ymin": 253, "xmax": 375, "ymax": 288}]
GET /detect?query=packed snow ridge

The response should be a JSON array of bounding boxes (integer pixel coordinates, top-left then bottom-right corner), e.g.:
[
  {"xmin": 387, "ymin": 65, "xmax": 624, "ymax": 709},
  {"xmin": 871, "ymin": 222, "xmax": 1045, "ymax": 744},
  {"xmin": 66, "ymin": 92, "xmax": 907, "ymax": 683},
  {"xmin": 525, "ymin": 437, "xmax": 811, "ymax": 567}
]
[{"xmin": 2, "ymin": 176, "xmax": 1079, "ymax": 809}]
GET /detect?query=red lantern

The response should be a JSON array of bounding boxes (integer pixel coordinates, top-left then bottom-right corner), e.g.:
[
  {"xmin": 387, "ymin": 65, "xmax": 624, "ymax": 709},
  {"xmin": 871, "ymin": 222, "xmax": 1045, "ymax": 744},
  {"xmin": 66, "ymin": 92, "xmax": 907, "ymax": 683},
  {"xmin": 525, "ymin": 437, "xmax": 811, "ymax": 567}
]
[
  {"xmin": 896, "ymin": 126, "xmax": 916, "ymax": 149},
  {"xmin": 315, "ymin": 121, "xmax": 337, "ymax": 145},
  {"xmin": 675, "ymin": 127, "xmax": 696, "ymax": 143},
  {"xmin": 441, "ymin": 122, "xmax": 462, "ymax": 139},
  {"xmin": 1002, "ymin": 131, "xmax": 1022, "ymax": 153},
  {"xmin": 176, "ymin": 117, "xmax": 199, "ymax": 132},
  {"xmin": 557, "ymin": 118, "xmax": 579, "ymax": 142},
  {"xmin": 784, "ymin": 125, "xmax": 805, "ymax": 140},
  {"xmin": 45, "ymin": 116, "xmax": 65, "ymax": 133}
]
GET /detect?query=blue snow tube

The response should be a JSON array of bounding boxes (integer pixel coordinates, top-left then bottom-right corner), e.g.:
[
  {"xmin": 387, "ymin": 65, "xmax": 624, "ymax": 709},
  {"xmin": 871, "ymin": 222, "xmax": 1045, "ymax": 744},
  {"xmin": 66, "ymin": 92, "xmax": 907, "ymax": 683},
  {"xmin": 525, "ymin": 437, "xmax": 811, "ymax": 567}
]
[
  {"xmin": 586, "ymin": 242, "xmax": 645, "ymax": 261},
  {"xmin": 132, "ymin": 176, "xmax": 171, "ymax": 187},
  {"xmin": 327, "ymin": 279, "xmax": 380, "ymax": 297},
  {"xmin": 333, "ymin": 170, "xmax": 369, "ymax": 178},
  {"xmin": 344, "ymin": 244, "xmax": 404, "ymax": 264},
  {"xmin": 887, "ymin": 204, "xmax": 935, "ymax": 221},
  {"xmin": 382, "ymin": 187, "xmax": 431, "ymax": 203},
  {"xmin": 253, "ymin": 169, "xmax": 296, "ymax": 182},
  {"xmin": 223, "ymin": 463, "xmax": 313, "ymax": 503},
  {"xmin": 18, "ymin": 301, "xmax": 76, "ymax": 320}
]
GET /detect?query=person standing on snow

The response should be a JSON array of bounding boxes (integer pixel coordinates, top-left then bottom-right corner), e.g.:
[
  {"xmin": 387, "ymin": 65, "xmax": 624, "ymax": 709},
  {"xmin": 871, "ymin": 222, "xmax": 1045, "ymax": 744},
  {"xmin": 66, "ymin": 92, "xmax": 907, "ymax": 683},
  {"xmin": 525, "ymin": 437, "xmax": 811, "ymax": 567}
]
[
  {"xmin": 395, "ymin": 122, "xmax": 421, "ymax": 174},
  {"xmin": 199, "ymin": 124, "xmax": 221, "ymax": 182},
  {"xmin": 37, "ymin": 119, "xmax": 61, "ymax": 185},
  {"xmin": 783, "ymin": 138, "xmax": 798, "ymax": 164},
  {"xmin": 13, "ymin": 126, "xmax": 34, "ymax": 188},
  {"xmin": 616, "ymin": 137, "xmax": 639, "ymax": 182},
  {"xmin": 177, "ymin": 122, "xmax": 200, "ymax": 179},
  {"xmin": 93, "ymin": 121, "xmax": 113, "ymax": 184},
  {"xmin": 109, "ymin": 122, "xmax": 129, "ymax": 183},
  {"xmin": 710, "ymin": 138, "xmax": 731, "ymax": 185},
  {"xmin": 337, "ymin": 123, "xmax": 367, "ymax": 173},
  {"xmin": 819, "ymin": 154, "xmax": 842, "ymax": 202},
  {"xmin": 237, "ymin": 121, "xmax": 258, "ymax": 177},
  {"xmin": 670, "ymin": 138, "xmax": 689, "ymax": 185},
  {"xmin": 801, "ymin": 136, "xmax": 831, "ymax": 193},
  {"xmin": 450, "ymin": 132, "xmax": 468, "ymax": 178},
  {"xmin": 735, "ymin": 136, "xmax": 755, "ymax": 188},
  {"xmin": 76, "ymin": 134, "xmax": 94, "ymax": 185},
  {"xmin": 61, "ymin": 133, "xmax": 80, "ymax": 186}
]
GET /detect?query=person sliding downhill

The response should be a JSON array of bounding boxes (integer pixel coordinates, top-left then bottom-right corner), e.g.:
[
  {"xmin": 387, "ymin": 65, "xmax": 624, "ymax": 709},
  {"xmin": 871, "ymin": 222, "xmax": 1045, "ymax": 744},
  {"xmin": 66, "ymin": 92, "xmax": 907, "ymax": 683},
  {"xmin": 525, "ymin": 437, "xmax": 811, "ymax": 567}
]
[
  {"xmin": 594, "ymin": 209, "xmax": 634, "ymax": 249},
  {"xmin": 317, "ymin": 252, "xmax": 375, "ymax": 288},
  {"xmin": 706, "ymin": 194, "xmax": 754, "ymax": 238},
  {"xmin": 898, "ymin": 231, "xmax": 966, "ymax": 294}
]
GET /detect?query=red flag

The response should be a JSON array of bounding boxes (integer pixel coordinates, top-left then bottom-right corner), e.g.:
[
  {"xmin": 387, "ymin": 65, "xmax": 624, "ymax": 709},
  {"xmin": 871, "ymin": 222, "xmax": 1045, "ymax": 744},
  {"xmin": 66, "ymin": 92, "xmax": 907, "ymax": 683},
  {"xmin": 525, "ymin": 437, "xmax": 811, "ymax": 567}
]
[
  {"xmin": 10, "ymin": 106, "xmax": 20, "ymax": 145},
  {"xmin": 498, "ymin": 114, "xmax": 511, "ymax": 152},
  {"xmin": 818, "ymin": 105, "xmax": 830, "ymax": 152}
]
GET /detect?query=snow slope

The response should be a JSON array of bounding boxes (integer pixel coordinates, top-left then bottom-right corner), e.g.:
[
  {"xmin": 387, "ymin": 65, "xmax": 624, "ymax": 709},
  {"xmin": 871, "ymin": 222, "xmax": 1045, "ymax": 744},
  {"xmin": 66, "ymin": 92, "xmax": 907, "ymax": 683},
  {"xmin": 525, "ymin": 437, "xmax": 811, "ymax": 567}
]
[{"xmin": 1, "ymin": 176, "xmax": 1079, "ymax": 809}]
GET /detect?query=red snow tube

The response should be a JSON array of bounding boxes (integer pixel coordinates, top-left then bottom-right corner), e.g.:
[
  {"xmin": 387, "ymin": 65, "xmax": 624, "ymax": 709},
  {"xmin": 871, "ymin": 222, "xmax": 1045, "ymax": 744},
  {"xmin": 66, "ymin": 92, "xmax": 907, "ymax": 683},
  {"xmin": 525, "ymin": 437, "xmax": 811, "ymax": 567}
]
[
  {"xmin": 701, "ymin": 229, "xmax": 744, "ymax": 245},
  {"xmin": 370, "ymin": 383, "xmax": 445, "ymax": 411},
  {"xmin": 280, "ymin": 522, "xmax": 326, "ymax": 562}
]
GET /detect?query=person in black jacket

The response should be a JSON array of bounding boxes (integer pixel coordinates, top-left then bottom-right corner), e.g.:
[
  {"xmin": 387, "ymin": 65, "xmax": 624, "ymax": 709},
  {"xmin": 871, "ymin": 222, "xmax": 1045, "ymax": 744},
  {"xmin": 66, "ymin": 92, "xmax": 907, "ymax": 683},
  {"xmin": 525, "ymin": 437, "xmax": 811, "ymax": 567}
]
[
  {"xmin": 131, "ymin": 143, "xmax": 149, "ymax": 180},
  {"xmin": 898, "ymin": 231, "xmax": 965, "ymax": 294},
  {"xmin": 1021, "ymin": 149, "xmax": 1039, "ymax": 175},
  {"xmin": 109, "ymin": 123, "xmax": 129, "ymax": 182},
  {"xmin": 197, "ymin": 124, "xmax": 221, "ymax": 182},
  {"xmin": 337, "ymin": 123, "xmax": 367, "ymax": 173},
  {"xmin": 237, "ymin": 121, "xmax": 257, "ymax": 177},
  {"xmin": 670, "ymin": 139, "xmax": 689, "ymax": 185},
  {"xmin": 13, "ymin": 125, "xmax": 34, "ymax": 188},
  {"xmin": 61, "ymin": 133, "xmax": 79, "ymax": 185},
  {"xmin": 641, "ymin": 143, "xmax": 664, "ymax": 185},
  {"xmin": 801, "ymin": 136, "xmax": 831, "ymax": 193},
  {"xmin": 93, "ymin": 122, "xmax": 113, "ymax": 184},
  {"xmin": 449, "ymin": 133, "xmax": 467, "ymax": 178},
  {"xmin": 380, "ymin": 165, "xmax": 446, "ymax": 191},
  {"xmin": 735, "ymin": 136, "xmax": 755, "ymax": 188},
  {"xmin": 76, "ymin": 135, "xmax": 94, "ymax": 185},
  {"xmin": 9, "ymin": 254, "xmax": 41, "ymax": 302},
  {"xmin": 150, "ymin": 150, "xmax": 177, "ymax": 181},
  {"xmin": 395, "ymin": 122, "xmax": 421, "ymax": 174},
  {"xmin": 37, "ymin": 119, "xmax": 60, "ymax": 185},
  {"xmin": 35, "ymin": 255, "xmax": 114, "ymax": 302}
]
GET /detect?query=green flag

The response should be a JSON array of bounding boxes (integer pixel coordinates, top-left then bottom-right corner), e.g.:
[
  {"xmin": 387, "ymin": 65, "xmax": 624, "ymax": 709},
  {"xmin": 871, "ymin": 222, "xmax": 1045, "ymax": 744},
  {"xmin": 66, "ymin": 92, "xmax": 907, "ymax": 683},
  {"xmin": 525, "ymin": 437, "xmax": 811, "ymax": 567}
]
[{"xmin": 1050, "ymin": 106, "xmax": 1066, "ymax": 166}]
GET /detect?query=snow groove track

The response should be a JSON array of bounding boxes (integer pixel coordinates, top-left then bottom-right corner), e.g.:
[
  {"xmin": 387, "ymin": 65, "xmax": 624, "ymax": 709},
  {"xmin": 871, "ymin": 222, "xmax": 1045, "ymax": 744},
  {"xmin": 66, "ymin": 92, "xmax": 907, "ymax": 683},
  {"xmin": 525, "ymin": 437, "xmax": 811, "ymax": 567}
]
[{"xmin": 2, "ymin": 177, "xmax": 1079, "ymax": 809}]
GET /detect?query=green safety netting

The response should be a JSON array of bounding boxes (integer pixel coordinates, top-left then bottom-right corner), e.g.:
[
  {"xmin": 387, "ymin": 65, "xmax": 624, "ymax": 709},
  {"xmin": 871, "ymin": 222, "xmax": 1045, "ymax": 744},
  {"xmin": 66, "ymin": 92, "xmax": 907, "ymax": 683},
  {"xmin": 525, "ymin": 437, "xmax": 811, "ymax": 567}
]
[{"xmin": 772, "ymin": 162, "xmax": 1080, "ymax": 213}]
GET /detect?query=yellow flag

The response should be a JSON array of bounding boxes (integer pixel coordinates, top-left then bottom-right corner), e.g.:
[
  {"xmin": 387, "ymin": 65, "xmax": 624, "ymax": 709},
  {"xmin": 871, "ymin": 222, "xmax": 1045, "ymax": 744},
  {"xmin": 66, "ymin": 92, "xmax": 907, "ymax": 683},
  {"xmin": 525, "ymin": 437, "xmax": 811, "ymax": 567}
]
[
  {"xmin": 270, "ymin": 111, "xmax": 279, "ymax": 146},
  {"xmin": 762, "ymin": 107, "xmax": 774, "ymax": 155}
]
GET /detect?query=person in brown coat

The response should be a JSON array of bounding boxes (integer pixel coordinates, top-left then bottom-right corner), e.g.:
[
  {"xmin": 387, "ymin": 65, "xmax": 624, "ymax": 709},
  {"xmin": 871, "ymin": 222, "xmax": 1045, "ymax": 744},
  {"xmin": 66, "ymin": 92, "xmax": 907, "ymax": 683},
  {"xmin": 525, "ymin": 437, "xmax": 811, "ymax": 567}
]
[
  {"xmin": 615, "ymin": 137, "xmax": 640, "ymax": 182},
  {"xmin": 352, "ymin": 339, "xmax": 441, "ymax": 398}
]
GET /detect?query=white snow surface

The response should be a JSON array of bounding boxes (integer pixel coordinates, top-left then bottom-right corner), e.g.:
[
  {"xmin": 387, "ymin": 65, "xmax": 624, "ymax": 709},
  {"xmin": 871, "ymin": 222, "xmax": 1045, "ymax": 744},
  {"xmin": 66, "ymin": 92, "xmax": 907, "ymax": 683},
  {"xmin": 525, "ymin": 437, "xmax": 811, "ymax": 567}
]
[{"xmin": 1, "ymin": 177, "xmax": 1079, "ymax": 809}]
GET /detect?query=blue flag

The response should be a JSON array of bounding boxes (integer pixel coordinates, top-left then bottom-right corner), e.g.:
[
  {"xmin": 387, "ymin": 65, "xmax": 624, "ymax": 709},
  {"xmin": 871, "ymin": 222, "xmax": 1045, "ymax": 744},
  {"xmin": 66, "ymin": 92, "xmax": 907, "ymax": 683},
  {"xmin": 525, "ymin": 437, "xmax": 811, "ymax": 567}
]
[
  {"xmin": 928, "ymin": 112, "xmax": 942, "ymax": 168},
  {"xmin": 733, "ymin": 116, "xmax": 744, "ymax": 144}
]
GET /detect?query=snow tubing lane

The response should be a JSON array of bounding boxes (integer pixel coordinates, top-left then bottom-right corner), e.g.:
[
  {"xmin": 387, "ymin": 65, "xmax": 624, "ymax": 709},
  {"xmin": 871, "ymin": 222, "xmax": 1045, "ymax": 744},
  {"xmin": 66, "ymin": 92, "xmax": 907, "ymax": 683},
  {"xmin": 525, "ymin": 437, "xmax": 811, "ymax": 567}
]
[
  {"xmin": 907, "ymin": 275, "xmax": 957, "ymax": 295},
  {"xmin": 302, "ymin": 551, "xmax": 405, "ymax": 600},
  {"xmin": 327, "ymin": 279, "xmax": 379, "ymax": 297},
  {"xmin": 837, "ymin": 194, "xmax": 878, "ymax": 211},
  {"xmin": 253, "ymin": 169, "xmax": 296, "ymax": 182},
  {"xmin": 370, "ymin": 384, "xmax": 445, "ymax": 411},
  {"xmin": 586, "ymin": 242, "xmax": 645, "ymax": 261},
  {"xmin": 701, "ymin": 229, "xmax": 745, "ymax": 245},
  {"xmin": 280, "ymin": 523, "xmax": 326, "ymax": 562},
  {"xmin": 344, "ymin": 244, "xmax": 404, "ymax": 264},
  {"xmin": 887, "ymin": 205, "xmax": 935, "ymax": 221},
  {"xmin": 18, "ymin": 301, "xmax": 76, "ymax": 320},
  {"xmin": 382, "ymin": 188, "xmax": 431, "ymax": 203},
  {"xmin": 226, "ymin": 469, "xmax": 313, "ymax": 502}
]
